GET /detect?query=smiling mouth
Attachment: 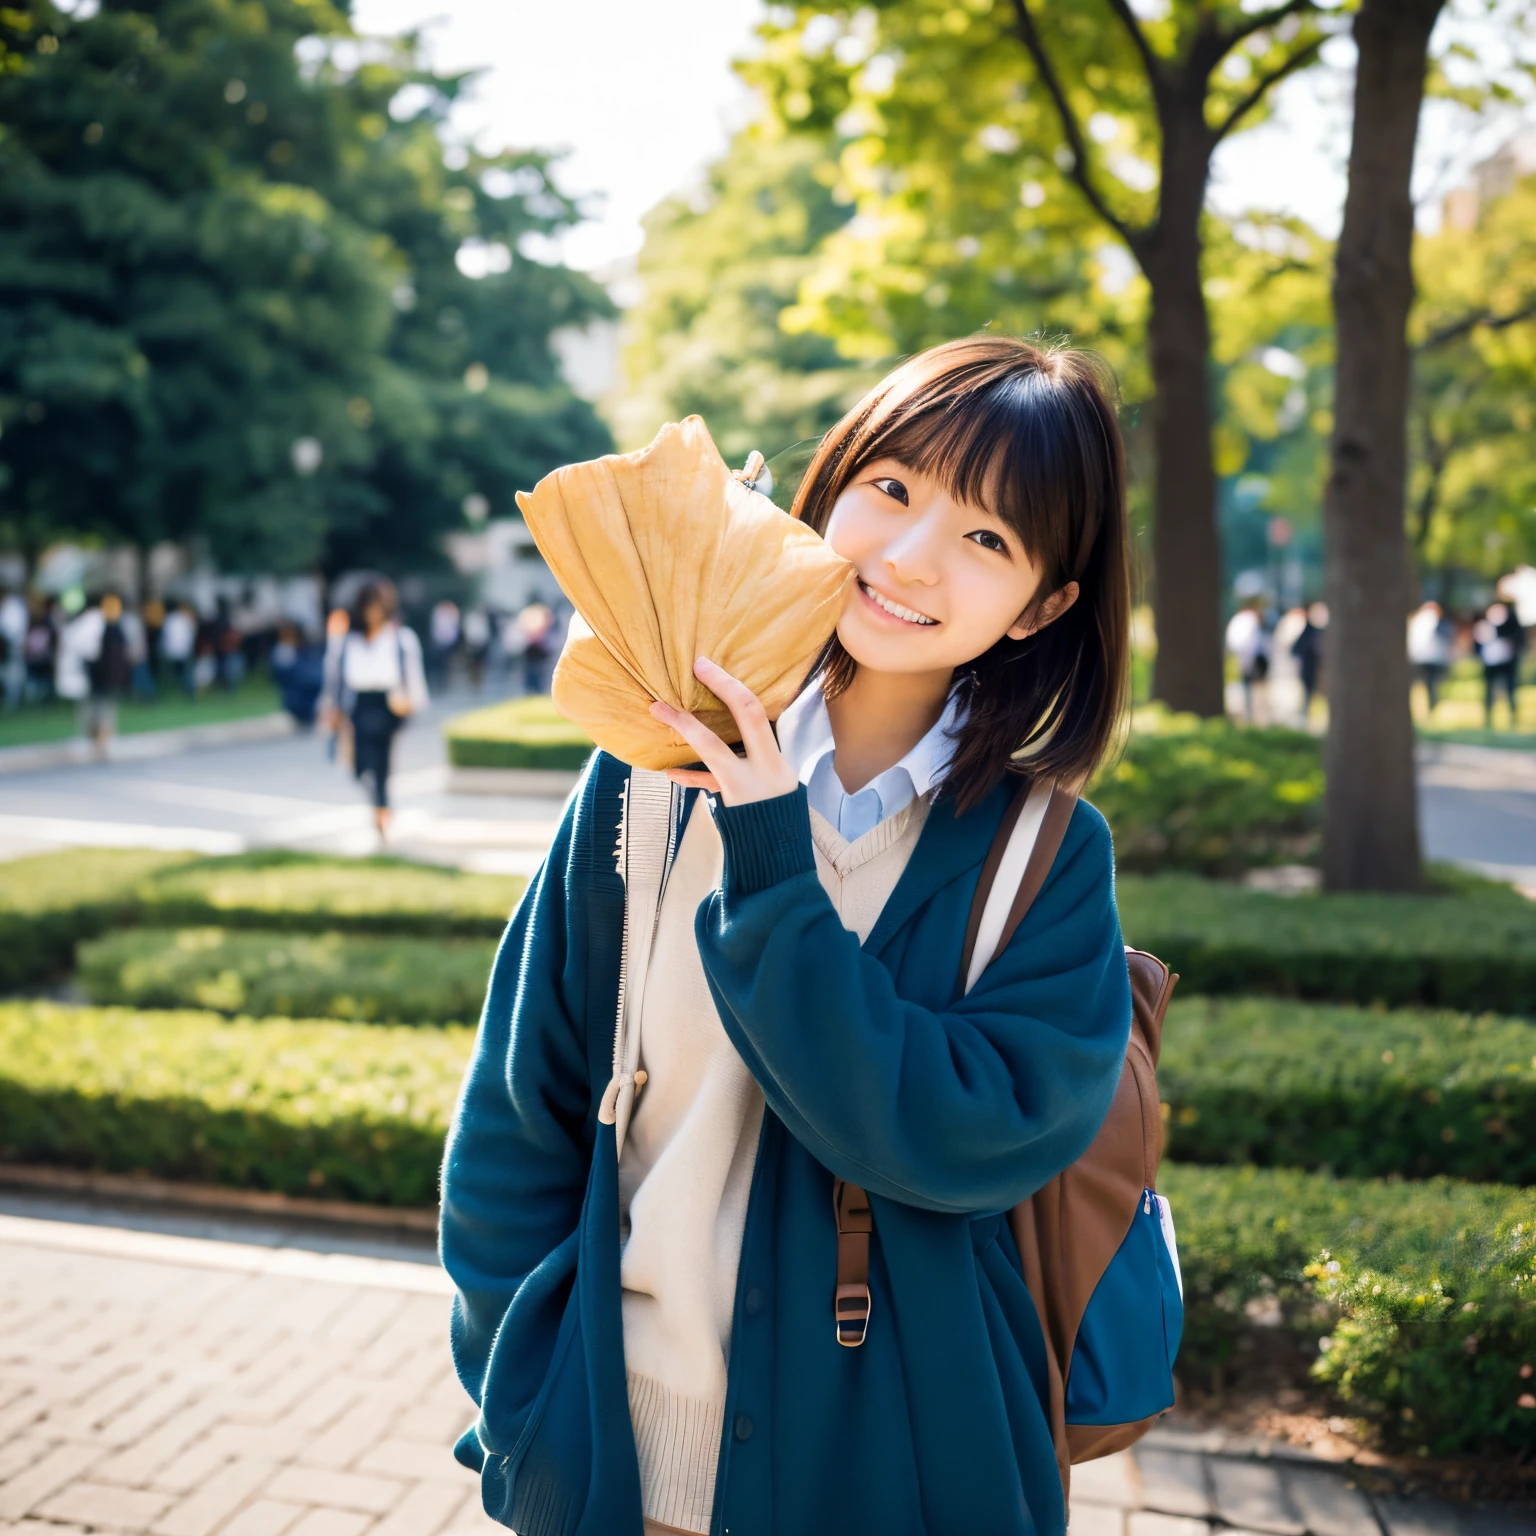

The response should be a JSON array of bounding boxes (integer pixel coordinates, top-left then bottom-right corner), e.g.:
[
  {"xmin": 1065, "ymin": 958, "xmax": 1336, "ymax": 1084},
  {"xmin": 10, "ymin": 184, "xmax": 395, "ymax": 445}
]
[{"xmin": 858, "ymin": 579, "xmax": 938, "ymax": 626}]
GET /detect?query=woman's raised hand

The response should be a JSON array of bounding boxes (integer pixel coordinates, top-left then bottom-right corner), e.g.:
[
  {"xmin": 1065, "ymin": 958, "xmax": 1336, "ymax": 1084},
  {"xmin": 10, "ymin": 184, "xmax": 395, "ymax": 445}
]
[{"xmin": 649, "ymin": 657, "xmax": 800, "ymax": 806}]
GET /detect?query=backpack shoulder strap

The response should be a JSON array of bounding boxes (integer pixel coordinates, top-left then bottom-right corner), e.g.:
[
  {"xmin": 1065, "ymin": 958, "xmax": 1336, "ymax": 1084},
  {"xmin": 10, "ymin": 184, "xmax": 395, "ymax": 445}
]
[{"xmin": 960, "ymin": 778, "xmax": 1077, "ymax": 994}]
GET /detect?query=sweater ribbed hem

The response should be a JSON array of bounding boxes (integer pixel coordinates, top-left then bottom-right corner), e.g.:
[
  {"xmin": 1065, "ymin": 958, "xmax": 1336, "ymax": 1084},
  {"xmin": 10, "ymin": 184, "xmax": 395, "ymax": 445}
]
[
  {"xmin": 627, "ymin": 1371, "xmax": 724, "ymax": 1534},
  {"xmin": 710, "ymin": 786, "xmax": 815, "ymax": 895}
]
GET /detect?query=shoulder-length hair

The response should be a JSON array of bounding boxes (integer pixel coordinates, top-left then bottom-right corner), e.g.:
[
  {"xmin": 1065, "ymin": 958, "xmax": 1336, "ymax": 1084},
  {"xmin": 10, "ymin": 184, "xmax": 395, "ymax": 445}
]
[{"xmin": 792, "ymin": 335, "xmax": 1130, "ymax": 813}]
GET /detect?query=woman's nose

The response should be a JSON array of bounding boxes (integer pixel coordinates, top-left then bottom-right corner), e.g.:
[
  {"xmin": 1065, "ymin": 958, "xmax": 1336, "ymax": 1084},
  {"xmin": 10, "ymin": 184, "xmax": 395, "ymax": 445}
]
[{"xmin": 881, "ymin": 517, "xmax": 942, "ymax": 586}]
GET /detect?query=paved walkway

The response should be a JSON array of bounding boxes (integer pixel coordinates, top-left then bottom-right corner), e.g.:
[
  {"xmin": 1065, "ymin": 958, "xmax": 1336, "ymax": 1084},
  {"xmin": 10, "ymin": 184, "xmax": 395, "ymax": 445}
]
[{"xmin": 3, "ymin": 1201, "xmax": 1531, "ymax": 1536}]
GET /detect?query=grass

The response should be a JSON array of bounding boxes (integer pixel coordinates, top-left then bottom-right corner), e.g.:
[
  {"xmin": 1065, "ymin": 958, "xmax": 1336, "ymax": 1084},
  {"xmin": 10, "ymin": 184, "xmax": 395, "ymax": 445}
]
[
  {"xmin": 1159, "ymin": 996, "xmax": 1536, "ymax": 1183},
  {"xmin": 444, "ymin": 694, "xmax": 593, "ymax": 770},
  {"xmin": 0, "ymin": 678, "xmax": 283, "ymax": 750},
  {"xmin": 78, "ymin": 926, "xmax": 499, "ymax": 1026}
]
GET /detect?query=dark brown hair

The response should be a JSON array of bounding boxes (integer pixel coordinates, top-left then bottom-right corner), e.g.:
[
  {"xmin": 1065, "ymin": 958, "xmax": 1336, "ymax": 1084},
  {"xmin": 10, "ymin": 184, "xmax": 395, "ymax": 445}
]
[{"xmin": 793, "ymin": 335, "xmax": 1130, "ymax": 813}]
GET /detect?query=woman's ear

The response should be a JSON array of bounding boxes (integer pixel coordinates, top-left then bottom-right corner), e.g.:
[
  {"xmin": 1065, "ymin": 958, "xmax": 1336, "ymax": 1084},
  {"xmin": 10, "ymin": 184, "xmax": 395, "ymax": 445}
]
[{"xmin": 1007, "ymin": 581, "xmax": 1080, "ymax": 641}]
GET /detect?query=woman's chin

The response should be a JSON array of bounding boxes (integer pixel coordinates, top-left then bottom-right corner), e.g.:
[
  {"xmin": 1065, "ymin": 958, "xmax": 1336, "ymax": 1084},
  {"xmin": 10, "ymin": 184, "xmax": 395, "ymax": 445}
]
[{"xmin": 835, "ymin": 617, "xmax": 951, "ymax": 675}]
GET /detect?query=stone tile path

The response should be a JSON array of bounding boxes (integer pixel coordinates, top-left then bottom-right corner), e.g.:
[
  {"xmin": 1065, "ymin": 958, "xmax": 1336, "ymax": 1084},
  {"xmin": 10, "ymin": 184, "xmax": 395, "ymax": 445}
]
[{"xmin": 2, "ymin": 1208, "xmax": 1532, "ymax": 1535}]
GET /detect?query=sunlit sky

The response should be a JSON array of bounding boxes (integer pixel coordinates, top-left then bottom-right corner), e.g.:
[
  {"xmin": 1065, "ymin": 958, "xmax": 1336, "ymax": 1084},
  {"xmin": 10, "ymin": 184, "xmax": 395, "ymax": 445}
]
[{"xmin": 348, "ymin": 1, "xmax": 1519, "ymax": 278}]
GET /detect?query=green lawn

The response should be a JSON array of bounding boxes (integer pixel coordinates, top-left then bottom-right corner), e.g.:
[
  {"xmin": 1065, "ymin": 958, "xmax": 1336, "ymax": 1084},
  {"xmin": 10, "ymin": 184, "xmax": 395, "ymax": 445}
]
[{"xmin": 0, "ymin": 678, "xmax": 283, "ymax": 750}]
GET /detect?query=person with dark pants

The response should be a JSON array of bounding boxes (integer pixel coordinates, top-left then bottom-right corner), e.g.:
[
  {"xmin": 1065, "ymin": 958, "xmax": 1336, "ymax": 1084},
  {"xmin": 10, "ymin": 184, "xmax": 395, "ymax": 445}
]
[
  {"xmin": 1476, "ymin": 600, "xmax": 1524, "ymax": 728},
  {"xmin": 322, "ymin": 581, "xmax": 428, "ymax": 844}
]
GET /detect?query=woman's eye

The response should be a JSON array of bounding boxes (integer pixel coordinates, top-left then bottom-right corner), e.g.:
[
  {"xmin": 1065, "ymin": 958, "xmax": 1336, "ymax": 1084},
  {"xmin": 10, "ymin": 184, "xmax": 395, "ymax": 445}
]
[
  {"xmin": 871, "ymin": 477, "xmax": 909, "ymax": 506},
  {"xmin": 967, "ymin": 529, "xmax": 1010, "ymax": 554}
]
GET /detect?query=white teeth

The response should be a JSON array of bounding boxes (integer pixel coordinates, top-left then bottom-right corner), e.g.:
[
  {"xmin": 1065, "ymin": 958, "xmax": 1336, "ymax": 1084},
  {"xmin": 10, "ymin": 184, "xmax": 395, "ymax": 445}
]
[{"xmin": 860, "ymin": 581, "xmax": 936, "ymax": 625}]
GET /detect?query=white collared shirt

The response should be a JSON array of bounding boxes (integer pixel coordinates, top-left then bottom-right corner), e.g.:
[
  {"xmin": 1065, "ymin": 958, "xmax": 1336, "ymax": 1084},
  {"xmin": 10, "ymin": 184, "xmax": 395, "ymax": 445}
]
[{"xmin": 774, "ymin": 677, "xmax": 965, "ymax": 841}]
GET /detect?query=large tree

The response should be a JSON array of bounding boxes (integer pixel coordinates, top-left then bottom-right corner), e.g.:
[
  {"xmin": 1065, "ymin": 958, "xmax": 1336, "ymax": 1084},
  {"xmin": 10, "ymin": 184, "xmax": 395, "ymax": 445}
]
[
  {"xmin": 0, "ymin": 0, "xmax": 610, "ymax": 576},
  {"xmin": 749, "ymin": 0, "xmax": 1336, "ymax": 714},
  {"xmin": 1320, "ymin": 0, "xmax": 1446, "ymax": 892}
]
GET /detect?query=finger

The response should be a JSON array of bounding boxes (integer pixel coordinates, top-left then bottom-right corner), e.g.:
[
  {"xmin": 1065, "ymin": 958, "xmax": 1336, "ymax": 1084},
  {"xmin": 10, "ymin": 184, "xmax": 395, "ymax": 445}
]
[
  {"xmin": 664, "ymin": 768, "xmax": 720, "ymax": 793},
  {"xmin": 649, "ymin": 698, "xmax": 739, "ymax": 783},
  {"xmin": 692, "ymin": 657, "xmax": 777, "ymax": 758}
]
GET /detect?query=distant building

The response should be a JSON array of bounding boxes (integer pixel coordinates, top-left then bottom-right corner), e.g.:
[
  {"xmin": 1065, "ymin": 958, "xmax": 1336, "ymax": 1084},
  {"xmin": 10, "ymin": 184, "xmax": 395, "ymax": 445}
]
[{"xmin": 1442, "ymin": 127, "xmax": 1536, "ymax": 230}]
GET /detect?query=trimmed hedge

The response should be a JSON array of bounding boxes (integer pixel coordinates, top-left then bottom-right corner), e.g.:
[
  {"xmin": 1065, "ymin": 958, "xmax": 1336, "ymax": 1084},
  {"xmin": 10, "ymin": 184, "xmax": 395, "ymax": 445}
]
[
  {"xmin": 1118, "ymin": 872, "xmax": 1536, "ymax": 1012},
  {"xmin": 1090, "ymin": 712, "xmax": 1323, "ymax": 876},
  {"xmin": 0, "ymin": 848, "xmax": 195, "ymax": 991},
  {"xmin": 78, "ymin": 927, "xmax": 499, "ymax": 1025},
  {"xmin": 1160, "ymin": 1163, "xmax": 1536, "ymax": 1456},
  {"xmin": 0, "ymin": 1001, "xmax": 470, "ymax": 1207},
  {"xmin": 2, "ymin": 1000, "xmax": 1531, "ymax": 1451},
  {"xmin": 445, "ymin": 694, "xmax": 594, "ymax": 770},
  {"xmin": 1159, "ymin": 997, "xmax": 1536, "ymax": 1183},
  {"xmin": 0, "ymin": 848, "xmax": 524, "ymax": 989}
]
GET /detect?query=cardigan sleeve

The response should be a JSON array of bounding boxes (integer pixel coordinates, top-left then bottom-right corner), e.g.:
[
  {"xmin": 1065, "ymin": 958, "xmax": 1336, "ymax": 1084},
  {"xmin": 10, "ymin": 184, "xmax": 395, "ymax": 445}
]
[
  {"xmin": 694, "ymin": 787, "xmax": 1131, "ymax": 1215},
  {"xmin": 439, "ymin": 779, "xmax": 593, "ymax": 1418}
]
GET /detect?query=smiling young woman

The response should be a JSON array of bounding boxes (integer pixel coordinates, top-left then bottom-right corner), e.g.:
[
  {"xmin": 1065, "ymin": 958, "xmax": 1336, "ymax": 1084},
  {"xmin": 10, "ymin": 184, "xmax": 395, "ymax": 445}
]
[{"xmin": 442, "ymin": 335, "xmax": 1137, "ymax": 1536}]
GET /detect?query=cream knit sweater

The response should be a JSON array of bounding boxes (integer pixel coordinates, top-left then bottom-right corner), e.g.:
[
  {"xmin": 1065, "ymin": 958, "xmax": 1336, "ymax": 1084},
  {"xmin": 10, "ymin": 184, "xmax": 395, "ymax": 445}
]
[{"xmin": 617, "ymin": 792, "xmax": 932, "ymax": 1533}]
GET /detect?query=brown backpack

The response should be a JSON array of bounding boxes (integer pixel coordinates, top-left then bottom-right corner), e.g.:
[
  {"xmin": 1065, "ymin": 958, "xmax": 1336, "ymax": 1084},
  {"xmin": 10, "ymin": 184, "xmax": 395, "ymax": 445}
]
[{"xmin": 831, "ymin": 780, "xmax": 1178, "ymax": 1496}]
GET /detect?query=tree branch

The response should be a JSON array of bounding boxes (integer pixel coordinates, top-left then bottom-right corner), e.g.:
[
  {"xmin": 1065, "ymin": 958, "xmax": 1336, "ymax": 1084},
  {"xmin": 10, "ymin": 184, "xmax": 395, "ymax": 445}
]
[
  {"xmin": 1009, "ymin": 0, "xmax": 1143, "ymax": 250},
  {"xmin": 1416, "ymin": 299, "xmax": 1536, "ymax": 353},
  {"xmin": 1210, "ymin": 37, "xmax": 1326, "ymax": 145},
  {"xmin": 1219, "ymin": 0, "xmax": 1321, "ymax": 52},
  {"xmin": 1101, "ymin": 0, "xmax": 1165, "ymax": 93}
]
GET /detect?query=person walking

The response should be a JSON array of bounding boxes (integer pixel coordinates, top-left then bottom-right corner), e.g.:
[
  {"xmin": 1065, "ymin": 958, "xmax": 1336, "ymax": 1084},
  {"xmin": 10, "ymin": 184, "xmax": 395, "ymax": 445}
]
[
  {"xmin": 0, "ymin": 587, "xmax": 25, "ymax": 711},
  {"xmin": 1475, "ymin": 599, "xmax": 1524, "ymax": 728},
  {"xmin": 322, "ymin": 580, "xmax": 428, "ymax": 843},
  {"xmin": 442, "ymin": 339, "xmax": 1143, "ymax": 1536},
  {"xmin": 1291, "ymin": 601, "xmax": 1328, "ymax": 723},
  {"xmin": 1407, "ymin": 599, "xmax": 1453, "ymax": 714},
  {"xmin": 1224, "ymin": 598, "xmax": 1271, "ymax": 724},
  {"xmin": 159, "ymin": 601, "xmax": 197, "ymax": 697}
]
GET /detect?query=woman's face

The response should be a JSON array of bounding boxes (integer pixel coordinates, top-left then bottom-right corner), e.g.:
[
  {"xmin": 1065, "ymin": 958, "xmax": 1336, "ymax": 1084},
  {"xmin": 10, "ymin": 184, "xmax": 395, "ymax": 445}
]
[
  {"xmin": 824, "ymin": 457, "xmax": 1073, "ymax": 675},
  {"xmin": 363, "ymin": 599, "xmax": 387, "ymax": 632}
]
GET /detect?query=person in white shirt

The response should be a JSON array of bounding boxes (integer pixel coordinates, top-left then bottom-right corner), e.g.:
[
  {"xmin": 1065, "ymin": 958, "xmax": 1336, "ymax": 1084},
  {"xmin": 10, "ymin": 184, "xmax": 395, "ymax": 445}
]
[
  {"xmin": 1407, "ymin": 599, "xmax": 1452, "ymax": 713},
  {"xmin": 321, "ymin": 580, "xmax": 429, "ymax": 842},
  {"xmin": 1224, "ymin": 600, "xmax": 1271, "ymax": 723}
]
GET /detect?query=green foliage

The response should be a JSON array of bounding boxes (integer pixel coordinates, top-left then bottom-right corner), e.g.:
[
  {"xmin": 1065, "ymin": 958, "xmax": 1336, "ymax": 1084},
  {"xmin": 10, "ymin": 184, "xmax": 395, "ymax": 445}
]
[
  {"xmin": 0, "ymin": 0, "xmax": 610, "ymax": 570},
  {"xmin": 0, "ymin": 847, "xmax": 193, "ymax": 990},
  {"xmin": 0, "ymin": 846, "xmax": 522, "ymax": 988},
  {"xmin": 1090, "ymin": 713, "xmax": 1322, "ymax": 875},
  {"xmin": 1161, "ymin": 1163, "xmax": 1536, "ymax": 1455},
  {"xmin": 78, "ymin": 926, "xmax": 498, "ymax": 1025},
  {"xmin": 615, "ymin": 124, "xmax": 874, "ymax": 463},
  {"xmin": 1160, "ymin": 997, "xmax": 1536, "ymax": 1182},
  {"xmin": 444, "ymin": 693, "xmax": 594, "ymax": 770},
  {"xmin": 1118, "ymin": 871, "xmax": 1536, "ymax": 1012},
  {"xmin": 0, "ymin": 1000, "xmax": 468, "ymax": 1205}
]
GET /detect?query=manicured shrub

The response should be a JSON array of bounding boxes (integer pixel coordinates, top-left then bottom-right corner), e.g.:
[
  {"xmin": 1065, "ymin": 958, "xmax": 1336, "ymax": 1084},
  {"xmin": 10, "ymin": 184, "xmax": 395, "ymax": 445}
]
[
  {"xmin": 1089, "ymin": 711, "xmax": 1323, "ymax": 876},
  {"xmin": 1160, "ymin": 1164, "xmax": 1536, "ymax": 1456},
  {"xmin": 445, "ymin": 694, "xmax": 594, "ymax": 770},
  {"xmin": 1159, "ymin": 997, "xmax": 1536, "ymax": 1183},
  {"xmin": 0, "ymin": 848, "xmax": 526, "ymax": 990},
  {"xmin": 0, "ymin": 1001, "xmax": 470, "ymax": 1206},
  {"xmin": 1118, "ymin": 872, "xmax": 1536, "ymax": 1012},
  {"xmin": 0, "ymin": 849, "xmax": 195, "ymax": 990},
  {"xmin": 78, "ymin": 927, "xmax": 499, "ymax": 1025}
]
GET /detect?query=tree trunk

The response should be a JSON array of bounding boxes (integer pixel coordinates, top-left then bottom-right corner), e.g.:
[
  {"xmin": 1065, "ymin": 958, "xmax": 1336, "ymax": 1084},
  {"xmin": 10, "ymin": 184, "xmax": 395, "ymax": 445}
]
[
  {"xmin": 1321, "ymin": 0, "xmax": 1443, "ymax": 892},
  {"xmin": 1142, "ymin": 101, "xmax": 1225, "ymax": 717}
]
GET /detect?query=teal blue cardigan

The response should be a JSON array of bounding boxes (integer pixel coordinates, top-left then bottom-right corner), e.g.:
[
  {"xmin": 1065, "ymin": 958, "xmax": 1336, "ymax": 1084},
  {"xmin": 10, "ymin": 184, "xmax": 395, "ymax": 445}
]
[{"xmin": 440, "ymin": 750, "xmax": 1131, "ymax": 1536}]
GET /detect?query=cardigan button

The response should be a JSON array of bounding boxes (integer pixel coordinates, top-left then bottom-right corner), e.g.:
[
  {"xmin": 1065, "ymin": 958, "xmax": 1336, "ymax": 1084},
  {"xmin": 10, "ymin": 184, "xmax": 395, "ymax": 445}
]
[
  {"xmin": 733, "ymin": 1414, "xmax": 754, "ymax": 1442},
  {"xmin": 744, "ymin": 1288, "xmax": 764, "ymax": 1317}
]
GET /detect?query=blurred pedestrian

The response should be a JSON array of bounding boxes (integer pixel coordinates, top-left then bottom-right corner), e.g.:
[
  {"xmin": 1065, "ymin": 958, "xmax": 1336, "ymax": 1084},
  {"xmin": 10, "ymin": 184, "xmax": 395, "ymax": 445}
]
[
  {"xmin": 1292, "ymin": 602, "xmax": 1328, "ymax": 722},
  {"xmin": 121, "ymin": 601, "xmax": 155, "ymax": 701},
  {"xmin": 160, "ymin": 601, "xmax": 197, "ymax": 697},
  {"xmin": 1407, "ymin": 599, "xmax": 1453, "ymax": 713},
  {"xmin": 1475, "ymin": 599, "xmax": 1524, "ymax": 728},
  {"xmin": 270, "ymin": 622, "xmax": 325, "ymax": 727},
  {"xmin": 428, "ymin": 598, "xmax": 460, "ymax": 687},
  {"xmin": 517, "ymin": 601, "xmax": 556, "ymax": 694},
  {"xmin": 0, "ymin": 587, "xmax": 25, "ymax": 710},
  {"xmin": 1225, "ymin": 599, "xmax": 1270, "ymax": 723},
  {"xmin": 23, "ymin": 599, "xmax": 56, "ymax": 702},
  {"xmin": 462, "ymin": 605, "xmax": 491, "ymax": 691},
  {"xmin": 322, "ymin": 580, "xmax": 429, "ymax": 844}
]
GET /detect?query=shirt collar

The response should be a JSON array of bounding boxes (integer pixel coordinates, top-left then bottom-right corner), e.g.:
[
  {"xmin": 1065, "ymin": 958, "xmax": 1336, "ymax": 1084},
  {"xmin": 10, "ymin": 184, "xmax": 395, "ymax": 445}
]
[{"xmin": 775, "ymin": 675, "xmax": 966, "ymax": 800}]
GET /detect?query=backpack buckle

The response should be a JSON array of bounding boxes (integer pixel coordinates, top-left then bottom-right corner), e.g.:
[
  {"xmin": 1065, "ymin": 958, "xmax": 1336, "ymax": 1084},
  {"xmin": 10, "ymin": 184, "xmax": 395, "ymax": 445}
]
[{"xmin": 835, "ymin": 1283, "xmax": 871, "ymax": 1347}]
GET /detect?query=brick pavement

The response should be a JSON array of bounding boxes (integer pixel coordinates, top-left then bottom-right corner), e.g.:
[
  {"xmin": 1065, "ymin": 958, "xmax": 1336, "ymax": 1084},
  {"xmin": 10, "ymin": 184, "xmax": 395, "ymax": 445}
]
[{"xmin": 2, "ymin": 1210, "xmax": 1532, "ymax": 1536}]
